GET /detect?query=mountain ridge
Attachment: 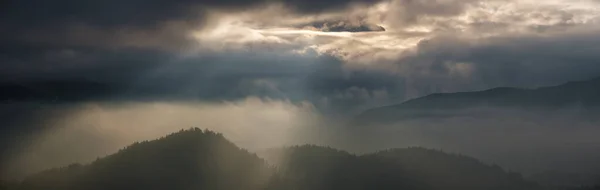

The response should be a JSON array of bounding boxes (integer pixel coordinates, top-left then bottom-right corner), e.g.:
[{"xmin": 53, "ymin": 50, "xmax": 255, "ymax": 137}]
[
  {"xmin": 7, "ymin": 128, "xmax": 543, "ymax": 190},
  {"xmin": 356, "ymin": 76, "xmax": 600, "ymax": 123}
]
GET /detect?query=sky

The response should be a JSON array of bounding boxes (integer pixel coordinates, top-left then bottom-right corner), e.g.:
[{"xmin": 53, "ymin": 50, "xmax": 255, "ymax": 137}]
[
  {"xmin": 3, "ymin": 0, "xmax": 600, "ymax": 111},
  {"xmin": 3, "ymin": 0, "xmax": 600, "ymax": 179}
]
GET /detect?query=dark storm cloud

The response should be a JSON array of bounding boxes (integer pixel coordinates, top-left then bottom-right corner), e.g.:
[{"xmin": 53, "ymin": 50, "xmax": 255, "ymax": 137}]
[
  {"xmin": 299, "ymin": 20, "xmax": 386, "ymax": 32},
  {"xmin": 3, "ymin": 0, "xmax": 599, "ymax": 106},
  {"xmin": 280, "ymin": 0, "xmax": 381, "ymax": 13},
  {"xmin": 1, "ymin": 0, "xmax": 383, "ymax": 30},
  {"xmin": 4, "ymin": 26, "xmax": 600, "ymax": 110},
  {"xmin": 1, "ymin": 0, "xmax": 384, "ymax": 50},
  {"xmin": 0, "ymin": 43, "xmax": 170, "ymax": 82},
  {"xmin": 0, "ymin": 46, "xmax": 399, "ymax": 112},
  {"xmin": 1, "ymin": 0, "xmax": 199, "ymax": 29},
  {"xmin": 391, "ymin": 28, "xmax": 600, "ymax": 97}
]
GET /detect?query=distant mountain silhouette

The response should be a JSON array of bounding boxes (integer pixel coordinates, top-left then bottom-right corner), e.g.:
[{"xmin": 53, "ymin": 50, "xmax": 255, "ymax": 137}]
[
  {"xmin": 356, "ymin": 76, "xmax": 600, "ymax": 123},
  {"xmin": 8, "ymin": 128, "xmax": 542, "ymax": 190}
]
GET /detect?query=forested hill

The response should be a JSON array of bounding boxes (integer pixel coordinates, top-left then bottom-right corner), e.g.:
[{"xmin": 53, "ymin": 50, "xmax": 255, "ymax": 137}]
[
  {"xmin": 14, "ymin": 128, "xmax": 275, "ymax": 190},
  {"xmin": 8, "ymin": 128, "xmax": 542, "ymax": 190},
  {"xmin": 265, "ymin": 145, "xmax": 540, "ymax": 190}
]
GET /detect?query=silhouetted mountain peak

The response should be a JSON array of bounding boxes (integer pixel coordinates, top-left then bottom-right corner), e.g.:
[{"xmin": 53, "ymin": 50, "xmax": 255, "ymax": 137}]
[{"xmin": 18, "ymin": 128, "xmax": 274, "ymax": 190}]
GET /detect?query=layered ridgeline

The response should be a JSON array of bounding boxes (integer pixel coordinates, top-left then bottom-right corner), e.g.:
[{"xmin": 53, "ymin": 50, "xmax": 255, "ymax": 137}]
[
  {"xmin": 264, "ymin": 145, "xmax": 540, "ymax": 190},
  {"xmin": 356, "ymin": 76, "xmax": 600, "ymax": 124},
  {"xmin": 5, "ymin": 128, "xmax": 542, "ymax": 190}
]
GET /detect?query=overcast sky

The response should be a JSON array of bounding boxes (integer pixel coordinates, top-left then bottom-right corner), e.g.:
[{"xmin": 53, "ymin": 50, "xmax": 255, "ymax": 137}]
[{"xmin": 3, "ymin": 0, "xmax": 600, "ymax": 112}]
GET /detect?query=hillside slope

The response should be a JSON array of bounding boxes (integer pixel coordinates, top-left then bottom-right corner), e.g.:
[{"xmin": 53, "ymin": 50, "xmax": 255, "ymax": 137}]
[
  {"xmin": 16, "ymin": 128, "xmax": 274, "ymax": 190},
  {"xmin": 265, "ymin": 146, "xmax": 541, "ymax": 190}
]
